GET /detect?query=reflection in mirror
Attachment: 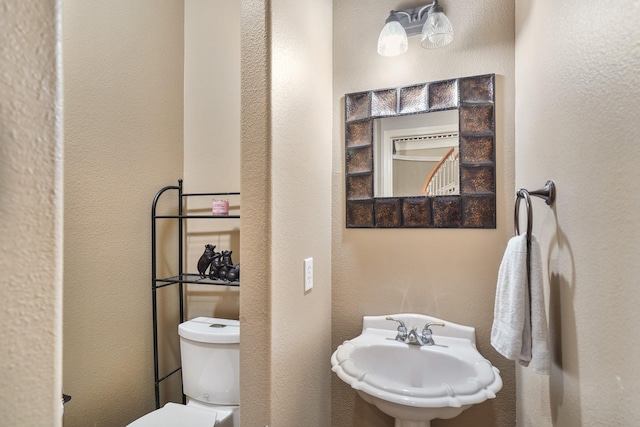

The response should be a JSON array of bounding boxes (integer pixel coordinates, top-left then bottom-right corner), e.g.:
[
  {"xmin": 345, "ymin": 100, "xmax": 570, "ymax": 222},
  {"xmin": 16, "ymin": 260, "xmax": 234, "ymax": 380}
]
[{"xmin": 374, "ymin": 110, "xmax": 459, "ymax": 197}]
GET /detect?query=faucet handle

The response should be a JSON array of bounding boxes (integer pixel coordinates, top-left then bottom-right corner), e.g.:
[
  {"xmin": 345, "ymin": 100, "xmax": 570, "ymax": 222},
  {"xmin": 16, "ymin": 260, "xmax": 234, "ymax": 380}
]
[
  {"xmin": 386, "ymin": 316, "xmax": 408, "ymax": 342},
  {"xmin": 386, "ymin": 316, "xmax": 407, "ymax": 330},
  {"xmin": 421, "ymin": 322, "xmax": 444, "ymax": 346},
  {"xmin": 424, "ymin": 321, "xmax": 445, "ymax": 331}
]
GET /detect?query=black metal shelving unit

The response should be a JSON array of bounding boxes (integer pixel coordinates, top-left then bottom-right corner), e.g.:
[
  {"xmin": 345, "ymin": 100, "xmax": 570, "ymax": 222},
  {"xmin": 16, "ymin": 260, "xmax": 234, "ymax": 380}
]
[{"xmin": 151, "ymin": 179, "xmax": 240, "ymax": 409}]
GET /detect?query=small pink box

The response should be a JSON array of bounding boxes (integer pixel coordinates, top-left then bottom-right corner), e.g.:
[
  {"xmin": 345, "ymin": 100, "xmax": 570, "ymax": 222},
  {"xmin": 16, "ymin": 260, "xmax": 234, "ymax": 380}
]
[{"xmin": 212, "ymin": 199, "xmax": 229, "ymax": 215}]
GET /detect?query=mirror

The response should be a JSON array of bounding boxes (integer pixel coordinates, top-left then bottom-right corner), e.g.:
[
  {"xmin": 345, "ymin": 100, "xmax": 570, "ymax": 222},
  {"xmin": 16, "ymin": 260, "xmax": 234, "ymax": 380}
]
[
  {"xmin": 374, "ymin": 109, "xmax": 459, "ymax": 198},
  {"xmin": 345, "ymin": 74, "xmax": 496, "ymax": 228}
]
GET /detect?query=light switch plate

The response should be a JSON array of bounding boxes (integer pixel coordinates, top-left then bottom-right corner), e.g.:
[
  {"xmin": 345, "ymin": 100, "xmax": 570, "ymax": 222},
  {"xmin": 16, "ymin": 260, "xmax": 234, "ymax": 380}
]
[{"xmin": 304, "ymin": 258, "xmax": 313, "ymax": 292}]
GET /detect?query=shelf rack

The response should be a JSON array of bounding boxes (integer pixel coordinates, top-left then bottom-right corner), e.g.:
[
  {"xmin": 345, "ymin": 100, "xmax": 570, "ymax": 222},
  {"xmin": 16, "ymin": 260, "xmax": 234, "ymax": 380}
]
[{"xmin": 151, "ymin": 179, "xmax": 240, "ymax": 409}]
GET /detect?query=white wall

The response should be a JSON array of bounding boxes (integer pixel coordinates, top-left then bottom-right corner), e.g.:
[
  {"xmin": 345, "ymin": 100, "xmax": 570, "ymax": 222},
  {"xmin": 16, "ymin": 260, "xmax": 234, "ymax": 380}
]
[
  {"xmin": 515, "ymin": 1, "xmax": 640, "ymax": 425},
  {"xmin": 62, "ymin": 1, "xmax": 184, "ymax": 425},
  {"xmin": 332, "ymin": 1, "xmax": 516, "ymax": 426},
  {"xmin": 0, "ymin": 1, "xmax": 63, "ymax": 425},
  {"xmin": 240, "ymin": 0, "xmax": 334, "ymax": 425}
]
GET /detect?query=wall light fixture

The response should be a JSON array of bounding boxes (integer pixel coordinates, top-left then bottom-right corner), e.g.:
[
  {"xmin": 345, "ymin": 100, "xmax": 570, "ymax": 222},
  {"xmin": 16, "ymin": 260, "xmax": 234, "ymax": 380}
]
[{"xmin": 377, "ymin": 0, "xmax": 453, "ymax": 57}]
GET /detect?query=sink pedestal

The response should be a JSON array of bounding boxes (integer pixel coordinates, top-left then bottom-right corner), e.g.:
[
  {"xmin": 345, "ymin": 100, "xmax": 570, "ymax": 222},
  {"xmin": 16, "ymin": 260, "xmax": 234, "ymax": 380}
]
[{"xmin": 395, "ymin": 420, "xmax": 430, "ymax": 427}]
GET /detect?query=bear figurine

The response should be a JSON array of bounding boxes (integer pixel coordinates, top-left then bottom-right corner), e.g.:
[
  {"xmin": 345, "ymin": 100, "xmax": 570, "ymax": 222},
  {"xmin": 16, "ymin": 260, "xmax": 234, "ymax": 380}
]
[{"xmin": 197, "ymin": 244, "xmax": 216, "ymax": 278}]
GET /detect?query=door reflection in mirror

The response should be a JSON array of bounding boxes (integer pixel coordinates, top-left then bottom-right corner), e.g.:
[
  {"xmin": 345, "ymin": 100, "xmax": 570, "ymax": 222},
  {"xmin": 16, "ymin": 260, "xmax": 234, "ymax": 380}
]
[{"xmin": 373, "ymin": 109, "xmax": 459, "ymax": 197}]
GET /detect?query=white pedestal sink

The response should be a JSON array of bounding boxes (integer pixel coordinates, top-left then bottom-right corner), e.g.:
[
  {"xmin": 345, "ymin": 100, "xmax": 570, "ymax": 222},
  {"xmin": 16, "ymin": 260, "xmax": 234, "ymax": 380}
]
[{"xmin": 331, "ymin": 314, "xmax": 502, "ymax": 426}]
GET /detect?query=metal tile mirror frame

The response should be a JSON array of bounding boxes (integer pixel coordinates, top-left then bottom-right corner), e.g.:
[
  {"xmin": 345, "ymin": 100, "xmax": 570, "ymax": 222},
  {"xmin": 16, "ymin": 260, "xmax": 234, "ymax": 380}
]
[{"xmin": 345, "ymin": 73, "xmax": 496, "ymax": 228}]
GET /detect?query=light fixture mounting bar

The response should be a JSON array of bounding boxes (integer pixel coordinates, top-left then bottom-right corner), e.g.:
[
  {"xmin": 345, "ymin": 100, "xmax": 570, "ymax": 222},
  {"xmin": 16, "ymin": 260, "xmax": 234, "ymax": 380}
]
[{"xmin": 390, "ymin": 4, "xmax": 433, "ymax": 37}]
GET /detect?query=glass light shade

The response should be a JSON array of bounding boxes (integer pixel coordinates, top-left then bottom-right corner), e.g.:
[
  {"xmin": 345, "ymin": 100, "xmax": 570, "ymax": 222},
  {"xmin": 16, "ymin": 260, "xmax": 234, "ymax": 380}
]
[
  {"xmin": 420, "ymin": 10, "xmax": 453, "ymax": 49},
  {"xmin": 377, "ymin": 18, "xmax": 408, "ymax": 57}
]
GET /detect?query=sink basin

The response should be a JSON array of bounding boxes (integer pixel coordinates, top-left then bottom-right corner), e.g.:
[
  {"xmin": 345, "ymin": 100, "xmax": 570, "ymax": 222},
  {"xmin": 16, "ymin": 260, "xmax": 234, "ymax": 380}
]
[{"xmin": 331, "ymin": 314, "xmax": 502, "ymax": 427}]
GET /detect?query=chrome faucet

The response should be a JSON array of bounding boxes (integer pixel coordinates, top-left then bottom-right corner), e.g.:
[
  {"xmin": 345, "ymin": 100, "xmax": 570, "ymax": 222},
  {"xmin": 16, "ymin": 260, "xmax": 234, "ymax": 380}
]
[
  {"xmin": 421, "ymin": 321, "xmax": 445, "ymax": 346},
  {"xmin": 386, "ymin": 317, "xmax": 408, "ymax": 342},
  {"xmin": 386, "ymin": 317, "xmax": 445, "ymax": 346}
]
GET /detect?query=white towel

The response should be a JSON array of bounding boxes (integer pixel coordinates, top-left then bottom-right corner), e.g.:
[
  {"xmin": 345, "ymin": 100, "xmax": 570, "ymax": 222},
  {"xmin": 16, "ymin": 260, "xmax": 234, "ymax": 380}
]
[{"xmin": 491, "ymin": 234, "xmax": 550, "ymax": 375}]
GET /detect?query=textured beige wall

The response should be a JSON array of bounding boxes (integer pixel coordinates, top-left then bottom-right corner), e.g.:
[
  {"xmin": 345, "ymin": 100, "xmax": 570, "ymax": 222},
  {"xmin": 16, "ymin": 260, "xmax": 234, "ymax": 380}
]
[
  {"xmin": 515, "ymin": 1, "xmax": 640, "ymax": 426},
  {"xmin": 184, "ymin": 0, "xmax": 241, "ymax": 195},
  {"xmin": 240, "ymin": 0, "xmax": 333, "ymax": 425},
  {"xmin": 62, "ymin": 1, "xmax": 184, "ymax": 425},
  {"xmin": 332, "ymin": 1, "xmax": 516, "ymax": 426},
  {"xmin": 183, "ymin": 0, "xmax": 241, "ymax": 321},
  {"xmin": 269, "ymin": 0, "xmax": 333, "ymax": 423},
  {"xmin": 0, "ymin": 1, "xmax": 63, "ymax": 425},
  {"xmin": 240, "ymin": 0, "xmax": 271, "ymax": 423}
]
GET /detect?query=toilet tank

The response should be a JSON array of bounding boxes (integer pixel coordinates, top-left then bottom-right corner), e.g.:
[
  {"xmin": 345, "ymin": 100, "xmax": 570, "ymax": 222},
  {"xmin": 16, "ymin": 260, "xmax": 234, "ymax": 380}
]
[{"xmin": 178, "ymin": 317, "xmax": 240, "ymax": 406}]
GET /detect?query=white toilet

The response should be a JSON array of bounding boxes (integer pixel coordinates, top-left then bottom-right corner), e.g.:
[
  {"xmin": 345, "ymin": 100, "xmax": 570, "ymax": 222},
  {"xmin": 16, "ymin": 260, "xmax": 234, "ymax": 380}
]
[{"xmin": 128, "ymin": 317, "xmax": 240, "ymax": 427}]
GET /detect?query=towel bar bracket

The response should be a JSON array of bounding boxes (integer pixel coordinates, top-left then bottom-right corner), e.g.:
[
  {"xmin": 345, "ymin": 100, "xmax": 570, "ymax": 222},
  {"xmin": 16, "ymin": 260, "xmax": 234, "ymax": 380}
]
[{"xmin": 524, "ymin": 180, "xmax": 556, "ymax": 206}]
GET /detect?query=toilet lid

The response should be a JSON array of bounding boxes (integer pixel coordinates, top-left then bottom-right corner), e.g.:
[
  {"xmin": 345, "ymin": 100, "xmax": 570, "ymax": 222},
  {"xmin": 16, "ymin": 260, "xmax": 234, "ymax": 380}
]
[{"xmin": 127, "ymin": 403, "xmax": 217, "ymax": 427}]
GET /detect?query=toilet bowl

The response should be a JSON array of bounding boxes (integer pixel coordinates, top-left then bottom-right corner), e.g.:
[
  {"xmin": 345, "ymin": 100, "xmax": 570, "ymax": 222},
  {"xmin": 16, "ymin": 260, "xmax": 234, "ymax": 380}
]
[{"xmin": 128, "ymin": 317, "xmax": 240, "ymax": 427}]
